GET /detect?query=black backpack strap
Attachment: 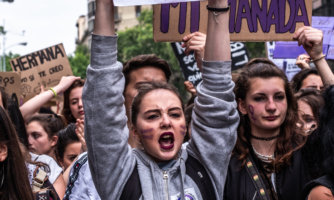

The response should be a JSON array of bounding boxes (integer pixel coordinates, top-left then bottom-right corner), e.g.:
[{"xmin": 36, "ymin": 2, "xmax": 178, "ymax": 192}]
[
  {"xmin": 245, "ymin": 156, "xmax": 270, "ymax": 200},
  {"xmin": 35, "ymin": 179, "xmax": 60, "ymax": 200},
  {"xmin": 301, "ymin": 175, "xmax": 334, "ymax": 200},
  {"xmin": 185, "ymin": 155, "xmax": 216, "ymax": 200},
  {"xmin": 63, "ymin": 154, "xmax": 88, "ymax": 200},
  {"xmin": 120, "ymin": 165, "xmax": 142, "ymax": 200}
]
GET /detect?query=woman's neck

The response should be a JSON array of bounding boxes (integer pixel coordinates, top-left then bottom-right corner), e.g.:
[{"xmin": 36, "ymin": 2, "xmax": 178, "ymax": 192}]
[{"xmin": 250, "ymin": 124, "xmax": 280, "ymax": 156}]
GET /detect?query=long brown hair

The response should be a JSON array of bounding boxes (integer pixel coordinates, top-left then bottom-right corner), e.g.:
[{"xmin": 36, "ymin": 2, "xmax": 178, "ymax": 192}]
[
  {"xmin": 295, "ymin": 88, "xmax": 324, "ymax": 123},
  {"xmin": 61, "ymin": 79, "xmax": 85, "ymax": 124},
  {"xmin": 0, "ymin": 107, "xmax": 35, "ymax": 200},
  {"xmin": 233, "ymin": 58, "xmax": 307, "ymax": 171}
]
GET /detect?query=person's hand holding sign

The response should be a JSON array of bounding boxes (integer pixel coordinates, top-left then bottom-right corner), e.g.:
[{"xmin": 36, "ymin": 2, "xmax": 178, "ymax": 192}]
[
  {"xmin": 294, "ymin": 27, "xmax": 323, "ymax": 61},
  {"xmin": 182, "ymin": 32, "xmax": 206, "ymax": 72},
  {"xmin": 294, "ymin": 26, "xmax": 334, "ymax": 85}
]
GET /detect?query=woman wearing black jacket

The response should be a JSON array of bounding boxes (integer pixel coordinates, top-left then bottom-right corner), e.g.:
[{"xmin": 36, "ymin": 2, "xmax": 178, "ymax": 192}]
[{"xmin": 224, "ymin": 27, "xmax": 333, "ymax": 200}]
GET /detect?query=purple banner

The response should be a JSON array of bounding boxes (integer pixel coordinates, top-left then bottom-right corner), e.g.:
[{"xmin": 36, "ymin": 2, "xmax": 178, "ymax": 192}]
[
  {"xmin": 273, "ymin": 16, "xmax": 334, "ymax": 59},
  {"xmin": 273, "ymin": 42, "xmax": 306, "ymax": 58},
  {"xmin": 327, "ymin": 46, "xmax": 334, "ymax": 60}
]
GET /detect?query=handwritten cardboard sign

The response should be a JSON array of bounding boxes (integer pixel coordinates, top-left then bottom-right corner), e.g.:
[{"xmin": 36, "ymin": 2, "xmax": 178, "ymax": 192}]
[
  {"xmin": 327, "ymin": 46, "xmax": 334, "ymax": 60},
  {"xmin": 273, "ymin": 16, "xmax": 334, "ymax": 60},
  {"xmin": 10, "ymin": 44, "xmax": 73, "ymax": 101},
  {"xmin": 154, "ymin": 0, "xmax": 312, "ymax": 42},
  {"xmin": 171, "ymin": 41, "xmax": 249, "ymax": 86},
  {"xmin": 266, "ymin": 42, "xmax": 301, "ymax": 81},
  {"xmin": 0, "ymin": 72, "xmax": 21, "ymax": 106},
  {"xmin": 114, "ymin": 0, "xmax": 202, "ymax": 6}
]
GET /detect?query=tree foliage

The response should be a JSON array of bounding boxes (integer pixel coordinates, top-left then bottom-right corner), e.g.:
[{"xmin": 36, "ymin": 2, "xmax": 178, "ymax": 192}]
[
  {"xmin": 68, "ymin": 45, "xmax": 90, "ymax": 79},
  {"xmin": 1, "ymin": 51, "xmax": 20, "ymax": 71},
  {"xmin": 117, "ymin": 9, "xmax": 188, "ymax": 101}
]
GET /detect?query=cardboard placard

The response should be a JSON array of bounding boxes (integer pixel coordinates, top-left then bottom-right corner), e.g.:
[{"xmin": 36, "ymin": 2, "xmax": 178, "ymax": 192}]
[
  {"xmin": 154, "ymin": 0, "xmax": 313, "ymax": 42},
  {"xmin": 0, "ymin": 72, "xmax": 21, "ymax": 107},
  {"xmin": 10, "ymin": 44, "xmax": 73, "ymax": 101},
  {"xmin": 114, "ymin": 0, "xmax": 202, "ymax": 6},
  {"xmin": 266, "ymin": 41, "xmax": 301, "ymax": 81},
  {"xmin": 327, "ymin": 46, "xmax": 334, "ymax": 60},
  {"xmin": 273, "ymin": 16, "xmax": 334, "ymax": 60},
  {"xmin": 171, "ymin": 41, "xmax": 249, "ymax": 86},
  {"xmin": 171, "ymin": 42, "xmax": 202, "ymax": 86}
]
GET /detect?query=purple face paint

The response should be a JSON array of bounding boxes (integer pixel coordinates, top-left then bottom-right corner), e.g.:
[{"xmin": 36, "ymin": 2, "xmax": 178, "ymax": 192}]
[
  {"xmin": 142, "ymin": 135, "xmax": 153, "ymax": 140},
  {"xmin": 141, "ymin": 128, "xmax": 154, "ymax": 140},
  {"xmin": 180, "ymin": 125, "xmax": 187, "ymax": 136},
  {"xmin": 248, "ymin": 105, "xmax": 257, "ymax": 122},
  {"xmin": 141, "ymin": 128, "xmax": 153, "ymax": 134}
]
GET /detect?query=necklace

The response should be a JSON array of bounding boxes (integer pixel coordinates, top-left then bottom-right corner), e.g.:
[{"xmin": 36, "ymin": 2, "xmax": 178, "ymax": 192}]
[
  {"xmin": 251, "ymin": 144, "xmax": 275, "ymax": 162},
  {"xmin": 250, "ymin": 133, "xmax": 279, "ymax": 141}
]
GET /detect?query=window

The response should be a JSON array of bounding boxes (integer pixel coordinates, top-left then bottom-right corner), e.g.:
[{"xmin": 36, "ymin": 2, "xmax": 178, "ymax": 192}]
[
  {"xmin": 88, "ymin": 20, "xmax": 94, "ymax": 32},
  {"xmin": 88, "ymin": 2, "xmax": 95, "ymax": 18},
  {"xmin": 135, "ymin": 6, "xmax": 141, "ymax": 17},
  {"xmin": 114, "ymin": 7, "xmax": 120, "ymax": 20}
]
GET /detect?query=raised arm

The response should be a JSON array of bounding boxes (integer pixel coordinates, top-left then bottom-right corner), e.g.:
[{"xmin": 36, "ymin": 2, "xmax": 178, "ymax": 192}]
[
  {"xmin": 20, "ymin": 76, "xmax": 80, "ymax": 122},
  {"xmin": 82, "ymin": 0, "xmax": 135, "ymax": 199},
  {"xmin": 204, "ymin": 0, "xmax": 231, "ymax": 61},
  {"xmin": 294, "ymin": 27, "xmax": 334, "ymax": 86},
  {"xmin": 186, "ymin": 0, "xmax": 239, "ymax": 199}
]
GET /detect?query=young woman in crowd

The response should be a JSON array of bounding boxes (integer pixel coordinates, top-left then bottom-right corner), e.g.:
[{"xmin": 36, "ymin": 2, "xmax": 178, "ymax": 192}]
[
  {"xmin": 26, "ymin": 114, "xmax": 66, "ymax": 161},
  {"xmin": 20, "ymin": 76, "xmax": 80, "ymax": 123},
  {"xmin": 82, "ymin": 0, "xmax": 238, "ymax": 200},
  {"xmin": 301, "ymin": 85, "xmax": 334, "ymax": 200},
  {"xmin": 295, "ymin": 89, "xmax": 324, "ymax": 132},
  {"xmin": 56, "ymin": 123, "xmax": 81, "ymax": 170},
  {"xmin": 291, "ymin": 68, "xmax": 324, "ymax": 93},
  {"xmin": 0, "ymin": 86, "xmax": 66, "ymax": 199},
  {"xmin": 0, "ymin": 106, "xmax": 35, "ymax": 200},
  {"xmin": 224, "ymin": 27, "xmax": 334, "ymax": 200},
  {"xmin": 62, "ymin": 79, "xmax": 85, "ymax": 124}
]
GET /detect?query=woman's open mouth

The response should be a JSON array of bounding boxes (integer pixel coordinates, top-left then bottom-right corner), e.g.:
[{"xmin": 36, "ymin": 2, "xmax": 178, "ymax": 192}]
[{"xmin": 159, "ymin": 132, "xmax": 174, "ymax": 150}]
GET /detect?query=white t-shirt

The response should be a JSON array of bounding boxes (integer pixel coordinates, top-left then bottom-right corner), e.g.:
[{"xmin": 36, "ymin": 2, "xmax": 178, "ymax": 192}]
[
  {"xmin": 65, "ymin": 152, "xmax": 101, "ymax": 200},
  {"xmin": 26, "ymin": 152, "xmax": 62, "ymax": 185}
]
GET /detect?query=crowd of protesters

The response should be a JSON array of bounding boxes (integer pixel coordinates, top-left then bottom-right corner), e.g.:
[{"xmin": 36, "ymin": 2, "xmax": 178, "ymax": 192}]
[{"xmin": 1, "ymin": 0, "xmax": 334, "ymax": 199}]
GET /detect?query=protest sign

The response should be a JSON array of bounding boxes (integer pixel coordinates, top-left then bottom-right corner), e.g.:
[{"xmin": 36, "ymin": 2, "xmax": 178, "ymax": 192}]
[
  {"xmin": 171, "ymin": 42, "xmax": 202, "ymax": 86},
  {"xmin": 0, "ymin": 72, "xmax": 21, "ymax": 106},
  {"xmin": 266, "ymin": 42, "xmax": 301, "ymax": 81},
  {"xmin": 327, "ymin": 46, "xmax": 334, "ymax": 60},
  {"xmin": 114, "ymin": 0, "xmax": 202, "ymax": 6},
  {"xmin": 273, "ymin": 16, "xmax": 334, "ymax": 60},
  {"xmin": 171, "ymin": 41, "xmax": 249, "ymax": 86},
  {"xmin": 154, "ymin": 0, "xmax": 312, "ymax": 42},
  {"xmin": 10, "ymin": 44, "xmax": 73, "ymax": 101}
]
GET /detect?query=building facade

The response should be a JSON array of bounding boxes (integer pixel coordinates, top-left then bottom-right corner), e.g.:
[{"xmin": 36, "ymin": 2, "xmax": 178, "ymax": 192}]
[{"xmin": 76, "ymin": 0, "xmax": 152, "ymax": 48}]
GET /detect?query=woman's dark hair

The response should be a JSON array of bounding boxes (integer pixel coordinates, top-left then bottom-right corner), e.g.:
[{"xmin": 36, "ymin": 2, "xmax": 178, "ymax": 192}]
[
  {"xmin": 61, "ymin": 79, "xmax": 85, "ymax": 124},
  {"xmin": 0, "ymin": 86, "xmax": 8, "ymax": 110},
  {"xmin": 0, "ymin": 106, "xmax": 35, "ymax": 200},
  {"xmin": 295, "ymin": 88, "xmax": 324, "ymax": 123},
  {"xmin": 233, "ymin": 58, "xmax": 307, "ymax": 171},
  {"xmin": 27, "ymin": 114, "xmax": 66, "ymax": 139},
  {"xmin": 122, "ymin": 54, "xmax": 172, "ymax": 93},
  {"xmin": 186, "ymin": 95, "xmax": 197, "ymax": 107},
  {"xmin": 184, "ymin": 103, "xmax": 194, "ymax": 143},
  {"xmin": 321, "ymin": 85, "xmax": 334, "ymax": 178},
  {"xmin": 291, "ymin": 68, "xmax": 320, "ymax": 93},
  {"xmin": 0, "ymin": 87, "xmax": 29, "ymax": 149},
  {"xmin": 131, "ymin": 81, "xmax": 185, "ymax": 126},
  {"xmin": 56, "ymin": 123, "xmax": 80, "ymax": 160}
]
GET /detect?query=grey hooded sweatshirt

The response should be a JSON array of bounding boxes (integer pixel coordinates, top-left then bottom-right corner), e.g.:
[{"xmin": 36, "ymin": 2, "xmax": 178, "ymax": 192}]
[{"xmin": 83, "ymin": 34, "xmax": 239, "ymax": 200}]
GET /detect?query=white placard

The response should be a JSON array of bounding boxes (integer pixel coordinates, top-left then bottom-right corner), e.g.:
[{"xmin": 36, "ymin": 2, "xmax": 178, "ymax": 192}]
[{"xmin": 114, "ymin": 0, "xmax": 203, "ymax": 6}]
